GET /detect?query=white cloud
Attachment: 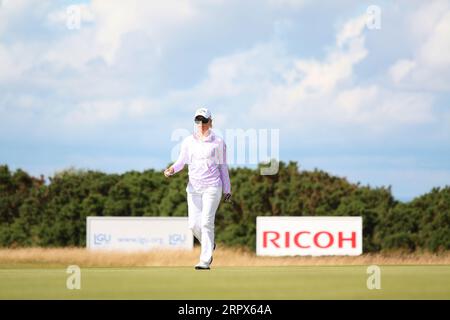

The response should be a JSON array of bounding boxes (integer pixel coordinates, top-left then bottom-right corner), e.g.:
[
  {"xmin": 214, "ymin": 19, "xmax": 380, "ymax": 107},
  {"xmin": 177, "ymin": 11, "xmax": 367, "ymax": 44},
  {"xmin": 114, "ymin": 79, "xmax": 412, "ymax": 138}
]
[
  {"xmin": 1, "ymin": 3, "xmax": 443, "ymax": 141},
  {"xmin": 0, "ymin": 42, "xmax": 38, "ymax": 82},
  {"xmin": 335, "ymin": 86, "xmax": 434, "ymax": 128},
  {"xmin": 408, "ymin": 0, "xmax": 449, "ymax": 41},
  {"xmin": 150, "ymin": 12, "xmax": 437, "ymax": 139},
  {"xmin": 0, "ymin": 44, "xmax": 18, "ymax": 80},
  {"xmin": 64, "ymin": 100, "xmax": 124, "ymax": 127},
  {"xmin": 41, "ymin": 29, "xmax": 99, "ymax": 70},
  {"xmin": 279, "ymin": 15, "xmax": 368, "ymax": 99},
  {"xmin": 390, "ymin": 2, "xmax": 450, "ymax": 90},
  {"xmin": 185, "ymin": 42, "xmax": 285, "ymax": 99},
  {"xmin": 89, "ymin": 0, "xmax": 197, "ymax": 64},
  {"xmin": 267, "ymin": 0, "xmax": 308, "ymax": 9},
  {"xmin": 335, "ymin": 86, "xmax": 378, "ymax": 122},
  {"xmin": 389, "ymin": 59, "xmax": 416, "ymax": 83},
  {"xmin": 0, "ymin": 0, "xmax": 35, "ymax": 35},
  {"xmin": 170, "ymin": 12, "xmax": 437, "ymax": 140},
  {"xmin": 63, "ymin": 98, "xmax": 163, "ymax": 128},
  {"xmin": 274, "ymin": 15, "xmax": 367, "ymax": 100},
  {"xmin": 336, "ymin": 15, "xmax": 366, "ymax": 48},
  {"xmin": 373, "ymin": 91, "xmax": 435, "ymax": 129},
  {"xmin": 418, "ymin": 11, "xmax": 450, "ymax": 68},
  {"xmin": 40, "ymin": 0, "xmax": 198, "ymax": 68},
  {"xmin": 246, "ymin": 15, "xmax": 369, "ymax": 127}
]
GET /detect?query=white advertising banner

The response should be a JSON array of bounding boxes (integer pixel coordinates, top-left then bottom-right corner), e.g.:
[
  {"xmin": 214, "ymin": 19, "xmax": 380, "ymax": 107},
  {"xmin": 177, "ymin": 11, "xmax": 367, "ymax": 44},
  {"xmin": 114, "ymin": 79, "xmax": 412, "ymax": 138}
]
[
  {"xmin": 256, "ymin": 216, "xmax": 363, "ymax": 256},
  {"xmin": 86, "ymin": 217, "xmax": 193, "ymax": 251}
]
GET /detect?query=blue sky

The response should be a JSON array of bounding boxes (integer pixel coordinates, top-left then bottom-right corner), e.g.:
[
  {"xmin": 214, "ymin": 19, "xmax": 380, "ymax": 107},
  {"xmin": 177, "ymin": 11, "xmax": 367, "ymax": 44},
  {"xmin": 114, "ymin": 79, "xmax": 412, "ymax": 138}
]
[{"xmin": 1, "ymin": 0, "xmax": 449, "ymax": 201}]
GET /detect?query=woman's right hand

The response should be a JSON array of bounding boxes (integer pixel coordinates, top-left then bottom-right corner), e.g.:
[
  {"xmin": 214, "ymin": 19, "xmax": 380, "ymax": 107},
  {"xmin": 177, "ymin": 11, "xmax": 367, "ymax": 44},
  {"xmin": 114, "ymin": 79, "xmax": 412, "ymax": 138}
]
[{"xmin": 164, "ymin": 167, "xmax": 174, "ymax": 178}]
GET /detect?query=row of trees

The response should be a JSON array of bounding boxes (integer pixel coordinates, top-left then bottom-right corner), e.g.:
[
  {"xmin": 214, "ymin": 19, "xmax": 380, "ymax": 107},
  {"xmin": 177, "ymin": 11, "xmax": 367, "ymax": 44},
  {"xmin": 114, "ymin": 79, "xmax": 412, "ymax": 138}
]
[{"xmin": 0, "ymin": 162, "xmax": 449, "ymax": 252}]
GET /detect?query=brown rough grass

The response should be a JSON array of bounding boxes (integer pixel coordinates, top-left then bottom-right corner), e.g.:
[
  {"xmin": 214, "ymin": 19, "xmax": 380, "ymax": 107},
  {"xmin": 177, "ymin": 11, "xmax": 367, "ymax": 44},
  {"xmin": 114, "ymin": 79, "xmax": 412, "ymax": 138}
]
[{"xmin": 1, "ymin": 247, "xmax": 450, "ymax": 267}]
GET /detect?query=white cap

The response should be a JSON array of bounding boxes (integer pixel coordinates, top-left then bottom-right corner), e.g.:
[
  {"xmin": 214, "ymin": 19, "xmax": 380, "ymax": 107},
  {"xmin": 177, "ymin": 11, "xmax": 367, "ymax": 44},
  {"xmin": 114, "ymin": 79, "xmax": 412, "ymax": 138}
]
[{"xmin": 194, "ymin": 107, "xmax": 211, "ymax": 119}]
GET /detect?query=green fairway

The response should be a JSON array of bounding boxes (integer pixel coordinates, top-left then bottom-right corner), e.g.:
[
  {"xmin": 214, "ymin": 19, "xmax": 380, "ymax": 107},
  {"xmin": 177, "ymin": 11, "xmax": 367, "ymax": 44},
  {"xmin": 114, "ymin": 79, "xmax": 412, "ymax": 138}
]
[{"xmin": 0, "ymin": 265, "xmax": 449, "ymax": 299}]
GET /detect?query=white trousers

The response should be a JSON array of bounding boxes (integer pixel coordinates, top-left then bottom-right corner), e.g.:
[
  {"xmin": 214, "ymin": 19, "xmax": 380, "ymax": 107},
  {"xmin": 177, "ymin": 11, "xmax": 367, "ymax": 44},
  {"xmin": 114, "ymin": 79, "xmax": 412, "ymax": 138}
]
[{"xmin": 186, "ymin": 182, "xmax": 222, "ymax": 264}]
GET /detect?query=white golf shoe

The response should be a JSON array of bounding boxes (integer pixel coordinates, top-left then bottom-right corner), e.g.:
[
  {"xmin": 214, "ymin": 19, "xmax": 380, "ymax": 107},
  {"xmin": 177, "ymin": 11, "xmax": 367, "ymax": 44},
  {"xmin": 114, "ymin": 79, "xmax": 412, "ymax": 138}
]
[
  {"xmin": 194, "ymin": 243, "xmax": 216, "ymax": 270},
  {"xmin": 194, "ymin": 261, "xmax": 210, "ymax": 270}
]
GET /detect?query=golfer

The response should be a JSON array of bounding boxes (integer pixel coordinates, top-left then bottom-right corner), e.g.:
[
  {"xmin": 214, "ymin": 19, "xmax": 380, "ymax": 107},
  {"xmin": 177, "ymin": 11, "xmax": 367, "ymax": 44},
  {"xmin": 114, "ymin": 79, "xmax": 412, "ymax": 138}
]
[{"xmin": 164, "ymin": 108, "xmax": 232, "ymax": 270}]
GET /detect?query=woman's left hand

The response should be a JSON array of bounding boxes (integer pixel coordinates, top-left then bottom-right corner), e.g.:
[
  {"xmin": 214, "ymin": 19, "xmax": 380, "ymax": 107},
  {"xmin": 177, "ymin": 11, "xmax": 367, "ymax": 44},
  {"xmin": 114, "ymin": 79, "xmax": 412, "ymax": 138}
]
[{"xmin": 223, "ymin": 193, "xmax": 232, "ymax": 203}]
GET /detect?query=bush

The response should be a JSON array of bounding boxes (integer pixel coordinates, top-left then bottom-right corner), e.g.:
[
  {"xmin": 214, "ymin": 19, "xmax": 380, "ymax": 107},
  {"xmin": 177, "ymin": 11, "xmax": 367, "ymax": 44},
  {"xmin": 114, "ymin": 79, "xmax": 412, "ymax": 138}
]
[{"xmin": 0, "ymin": 163, "xmax": 449, "ymax": 252}]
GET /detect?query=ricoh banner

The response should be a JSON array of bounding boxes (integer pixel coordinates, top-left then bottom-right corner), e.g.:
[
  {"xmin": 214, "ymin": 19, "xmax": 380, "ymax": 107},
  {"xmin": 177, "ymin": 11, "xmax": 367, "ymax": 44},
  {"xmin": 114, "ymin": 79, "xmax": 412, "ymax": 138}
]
[
  {"xmin": 256, "ymin": 216, "xmax": 363, "ymax": 256},
  {"xmin": 87, "ymin": 217, "xmax": 193, "ymax": 251}
]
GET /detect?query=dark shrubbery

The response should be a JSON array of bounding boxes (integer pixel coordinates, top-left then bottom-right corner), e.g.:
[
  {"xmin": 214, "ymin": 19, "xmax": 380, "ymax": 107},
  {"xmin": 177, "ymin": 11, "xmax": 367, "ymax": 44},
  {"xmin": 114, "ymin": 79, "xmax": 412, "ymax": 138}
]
[{"xmin": 0, "ymin": 162, "xmax": 449, "ymax": 252}]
